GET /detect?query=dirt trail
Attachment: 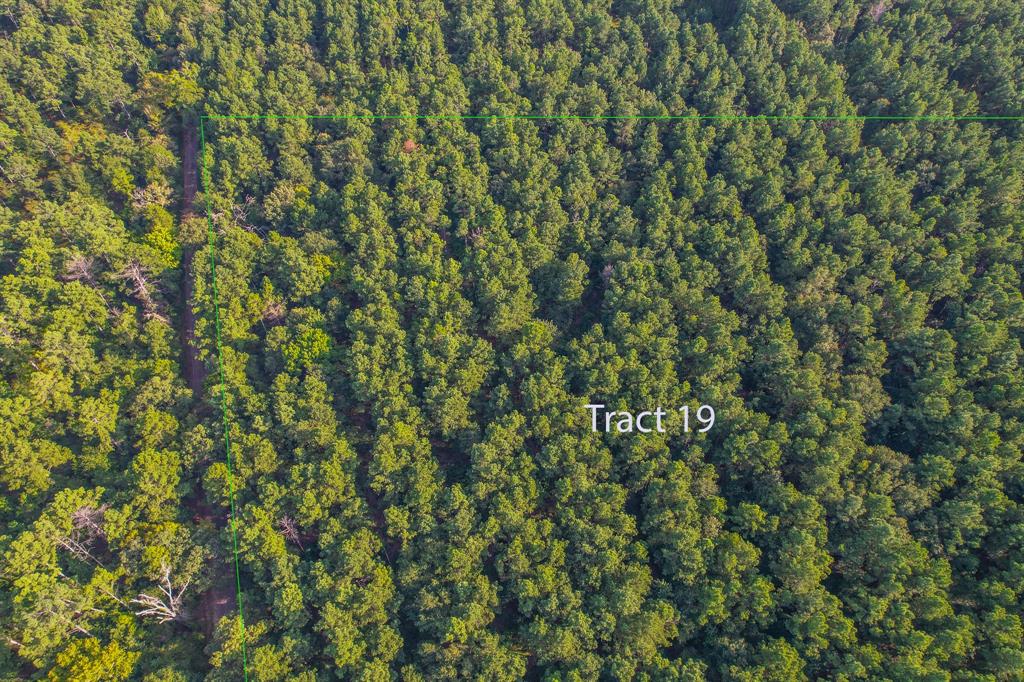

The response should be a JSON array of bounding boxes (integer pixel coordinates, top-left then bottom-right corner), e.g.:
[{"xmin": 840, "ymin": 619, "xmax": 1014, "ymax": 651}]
[
  {"xmin": 179, "ymin": 121, "xmax": 206, "ymax": 396},
  {"xmin": 191, "ymin": 496, "xmax": 240, "ymax": 637},
  {"xmin": 199, "ymin": 586, "xmax": 236, "ymax": 634},
  {"xmin": 179, "ymin": 118, "xmax": 238, "ymax": 636}
]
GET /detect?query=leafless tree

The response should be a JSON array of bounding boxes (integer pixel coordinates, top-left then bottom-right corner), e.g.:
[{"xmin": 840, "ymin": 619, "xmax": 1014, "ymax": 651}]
[
  {"xmin": 122, "ymin": 260, "xmax": 155, "ymax": 307},
  {"xmin": 121, "ymin": 260, "xmax": 169, "ymax": 323},
  {"xmin": 71, "ymin": 504, "xmax": 108, "ymax": 537},
  {"xmin": 262, "ymin": 300, "xmax": 286, "ymax": 326},
  {"xmin": 232, "ymin": 195, "xmax": 258, "ymax": 232},
  {"xmin": 278, "ymin": 515, "xmax": 303, "ymax": 549},
  {"xmin": 62, "ymin": 255, "xmax": 96, "ymax": 283},
  {"xmin": 130, "ymin": 182, "xmax": 173, "ymax": 210},
  {"xmin": 57, "ymin": 504, "xmax": 109, "ymax": 567},
  {"xmin": 131, "ymin": 562, "xmax": 190, "ymax": 623}
]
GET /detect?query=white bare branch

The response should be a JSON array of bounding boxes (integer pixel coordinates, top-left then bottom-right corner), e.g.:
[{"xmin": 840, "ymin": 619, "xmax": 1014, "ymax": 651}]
[{"xmin": 131, "ymin": 562, "xmax": 190, "ymax": 624}]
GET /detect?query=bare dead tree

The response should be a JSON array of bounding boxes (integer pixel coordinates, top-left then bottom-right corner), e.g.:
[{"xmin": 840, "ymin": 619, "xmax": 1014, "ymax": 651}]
[
  {"xmin": 56, "ymin": 505, "xmax": 109, "ymax": 567},
  {"xmin": 262, "ymin": 300, "xmax": 286, "ymax": 326},
  {"xmin": 130, "ymin": 182, "xmax": 173, "ymax": 210},
  {"xmin": 131, "ymin": 562, "xmax": 190, "ymax": 624},
  {"xmin": 122, "ymin": 260, "xmax": 155, "ymax": 308},
  {"xmin": 278, "ymin": 515, "xmax": 303, "ymax": 549},
  {"xmin": 232, "ymin": 195, "xmax": 258, "ymax": 232},
  {"xmin": 71, "ymin": 504, "xmax": 108, "ymax": 538},
  {"xmin": 121, "ymin": 260, "xmax": 169, "ymax": 323},
  {"xmin": 62, "ymin": 255, "xmax": 96, "ymax": 283}
]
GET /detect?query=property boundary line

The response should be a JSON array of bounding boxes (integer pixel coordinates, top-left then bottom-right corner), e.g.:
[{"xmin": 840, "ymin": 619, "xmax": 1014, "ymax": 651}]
[{"xmin": 197, "ymin": 111, "xmax": 1024, "ymax": 681}]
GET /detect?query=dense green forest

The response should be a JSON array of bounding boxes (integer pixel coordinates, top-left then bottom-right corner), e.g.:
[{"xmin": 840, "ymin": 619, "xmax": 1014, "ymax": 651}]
[{"xmin": 2, "ymin": 0, "xmax": 1024, "ymax": 679}]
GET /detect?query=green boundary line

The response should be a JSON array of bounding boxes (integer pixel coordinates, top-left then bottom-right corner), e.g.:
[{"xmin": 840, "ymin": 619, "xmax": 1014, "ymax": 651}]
[
  {"xmin": 197, "ymin": 110, "xmax": 1023, "ymax": 681},
  {"xmin": 199, "ymin": 117, "xmax": 250, "ymax": 681}
]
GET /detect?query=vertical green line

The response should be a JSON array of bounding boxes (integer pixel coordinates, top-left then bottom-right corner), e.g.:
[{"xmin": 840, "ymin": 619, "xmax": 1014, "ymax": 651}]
[{"xmin": 199, "ymin": 115, "xmax": 250, "ymax": 680}]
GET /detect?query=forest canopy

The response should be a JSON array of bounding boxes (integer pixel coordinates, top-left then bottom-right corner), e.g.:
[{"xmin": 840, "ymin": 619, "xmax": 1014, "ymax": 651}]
[{"xmin": 1, "ymin": 0, "xmax": 1023, "ymax": 680}]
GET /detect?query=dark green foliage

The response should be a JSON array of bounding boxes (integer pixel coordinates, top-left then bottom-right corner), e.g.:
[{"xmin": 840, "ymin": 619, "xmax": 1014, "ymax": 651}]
[{"xmin": 1, "ymin": 0, "xmax": 1023, "ymax": 679}]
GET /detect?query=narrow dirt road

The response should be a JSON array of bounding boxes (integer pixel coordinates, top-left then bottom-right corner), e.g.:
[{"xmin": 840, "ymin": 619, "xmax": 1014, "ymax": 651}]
[
  {"xmin": 179, "ymin": 120, "xmax": 206, "ymax": 396},
  {"xmin": 179, "ymin": 118, "xmax": 239, "ymax": 636}
]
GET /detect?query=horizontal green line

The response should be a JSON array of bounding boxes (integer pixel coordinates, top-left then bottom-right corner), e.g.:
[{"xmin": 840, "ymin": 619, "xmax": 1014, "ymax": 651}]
[{"xmin": 202, "ymin": 114, "xmax": 1023, "ymax": 121}]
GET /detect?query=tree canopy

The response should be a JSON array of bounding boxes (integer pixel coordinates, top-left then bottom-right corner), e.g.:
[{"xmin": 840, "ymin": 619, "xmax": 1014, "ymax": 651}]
[{"xmin": 1, "ymin": 0, "xmax": 1023, "ymax": 679}]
